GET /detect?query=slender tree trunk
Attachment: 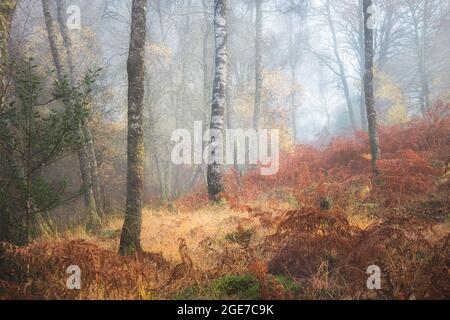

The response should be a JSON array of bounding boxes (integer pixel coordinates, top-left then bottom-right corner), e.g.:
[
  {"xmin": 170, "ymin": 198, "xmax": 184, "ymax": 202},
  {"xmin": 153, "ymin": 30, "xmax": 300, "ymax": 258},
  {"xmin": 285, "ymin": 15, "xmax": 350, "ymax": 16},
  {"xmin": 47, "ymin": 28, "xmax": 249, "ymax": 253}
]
[
  {"xmin": 41, "ymin": 0, "xmax": 100, "ymax": 230},
  {"xmin": 81, "ymin": 125, "xmax": 104, "ymax": 215},
  {"xmin": 289, "ymin": 10, "xmax": 299, "ymax": 142},
  {"xmin": 202, "ymin": 2, "xmax": 212, "ymax": 124},
  {"xmin": 358, "ymin": 0, "xmax": 368, "ymax": 132},
  {"xmin": 419, "ymin": 0, "xmax": 430, "ymax": 114},
  {"xmin": 119, "ymin": 0, "xmax": 147, "ymax": 255},
  {"xmin": 207, "ymin": 0, "xmax": 227, "ymax": 202},
  {"xmin": 377, "ymin": 4, "xmax": 394, "ymax": 69},
  {"xmin": 55, "ymin": 0, "xmax": 76, "ymax": 84},
  {"xmin": 154, "ymin": 153, "xmax": 169, "ymax": 204},
  {"xmin": 225, "ymin": 5, "xmax": 241, "ymax": 181},
  {"xmin": 408, "ymin": 1, "xmax": 431, "ymax": 114},
  {"xmin": 363, "ymin": 0, "xmax": 380, "ymax": 175},
  {"xmin": 326, "ymin": 0, "xmax": 357, "ymax": 132},
  {"xmin": 41, "ymin": 0, "xmax": 66, "ymax": 81},
  {"xmin": 359, "ymin": 77, "xmax": 367, "ymax": 131},
  {"xmin": 55, "ymin": 0, "xmax": 104, "ymax": 217},
  {"xmin": 253, "ymin": 0, "xmax": 263, "ymax": 129}
]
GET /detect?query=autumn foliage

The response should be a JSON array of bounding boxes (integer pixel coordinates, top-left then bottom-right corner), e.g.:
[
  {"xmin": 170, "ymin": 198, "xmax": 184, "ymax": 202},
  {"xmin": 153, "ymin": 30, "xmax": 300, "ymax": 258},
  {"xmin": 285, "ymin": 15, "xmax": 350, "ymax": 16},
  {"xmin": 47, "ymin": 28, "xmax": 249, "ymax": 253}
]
[{"xmin": 1, "ymin": 103, "xmax": 449, "ymax": 300}]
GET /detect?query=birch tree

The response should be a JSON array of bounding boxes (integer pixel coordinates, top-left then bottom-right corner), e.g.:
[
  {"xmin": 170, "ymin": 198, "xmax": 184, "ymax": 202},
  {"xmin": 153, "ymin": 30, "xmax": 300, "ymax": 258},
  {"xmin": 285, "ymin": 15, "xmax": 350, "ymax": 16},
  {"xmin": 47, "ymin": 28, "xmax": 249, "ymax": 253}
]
[
  {"xmin": 55, "ymin": 0, "xmax": 104, "ymax": 217},
  {"xmin": 207, "ymin": 0, "xmax": 227, "ymax": 202},
  {"xmin": 363, "ymin": 0, "xmax": 380, "ymax": 175},
  {"xmin": 119, "ymin": 0, "xmax": 147, "ymax": 255},
  {"xmin": 41, "ymin": 0, "xmax": 101, "ymax": 231}
]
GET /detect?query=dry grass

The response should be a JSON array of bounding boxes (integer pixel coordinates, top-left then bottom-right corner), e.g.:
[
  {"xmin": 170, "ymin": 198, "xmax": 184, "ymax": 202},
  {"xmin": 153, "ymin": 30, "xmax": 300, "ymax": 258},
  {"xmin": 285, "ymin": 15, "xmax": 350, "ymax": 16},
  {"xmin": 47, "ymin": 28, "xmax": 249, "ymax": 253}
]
[
  {"xmin": 98, "ymin": 206, "xmax": 271, "ymax": 264},
  {"xmin": 1, "ymin": 107, "xmax": 449, "ymax": 300}
]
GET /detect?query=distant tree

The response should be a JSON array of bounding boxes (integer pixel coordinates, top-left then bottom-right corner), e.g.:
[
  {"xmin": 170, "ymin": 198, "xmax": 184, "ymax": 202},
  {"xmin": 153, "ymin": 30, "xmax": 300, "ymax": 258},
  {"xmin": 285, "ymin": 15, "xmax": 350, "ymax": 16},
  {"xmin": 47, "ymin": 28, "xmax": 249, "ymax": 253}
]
[
  {"xmin": 400, "ymin": 0, "xmax": 448, "ymax": 114},
  {"xmin": 363, "ymin": 0, "xmax": 380, "ymax": 175},
  {"xmin": 253, "ymin": 0, "xmax": 263, "ymax": 129},
  {"xmin": 55, "ymin": 0, "xmax": 104, "ymax": 217},
  {"xmin": 41, "ymin": 0, "xmax": 101, "ymax": 231},
  {"xmin": 119, "ymin": 0, "xmax": 147, "ymax": 255},
  {"xmin": 207, "ymin": 0, "xmax": 228, "ymax": 202},
  {"xmin": 310, "ymin": 0, "xmax": 357, "ymax": 132},
  {"xmin": 226, "ymin": 4, "xmax": 242, "ymax": 180},
  {"xmin": 276, "ymin": 0, "xmax": 308, "ymax": 142}
]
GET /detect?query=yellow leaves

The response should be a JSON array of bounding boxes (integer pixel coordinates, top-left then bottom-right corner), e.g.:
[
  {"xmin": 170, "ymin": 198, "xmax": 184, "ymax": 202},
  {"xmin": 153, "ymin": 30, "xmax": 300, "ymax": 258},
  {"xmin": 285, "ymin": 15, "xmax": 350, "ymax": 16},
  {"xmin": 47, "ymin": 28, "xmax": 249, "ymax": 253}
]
[
  {"xmin": 361, "ymin": 153, "xmax": 372, "ymax": 161},
  {"xmin": 387, "ymin": 103, "xmax": 409, "ymax": 125},
  {"xmin": 20, "ymin": 25, "xmax": 102, "ymax": 80},
  {"xmin": 278, "ymin": 125, "xmax": 295, "ymax": 152},
  {"xmin": 376, "ymin": 70, "xmax": 410, "ymax": 125}
]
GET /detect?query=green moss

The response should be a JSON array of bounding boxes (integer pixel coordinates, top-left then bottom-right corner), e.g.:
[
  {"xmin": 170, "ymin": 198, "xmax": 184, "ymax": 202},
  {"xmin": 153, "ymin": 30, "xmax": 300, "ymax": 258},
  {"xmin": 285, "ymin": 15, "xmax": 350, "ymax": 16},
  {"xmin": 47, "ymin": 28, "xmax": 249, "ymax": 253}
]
[{"xmin": 212, "ymin": 274, "xmax": 260, "ymax": 300}]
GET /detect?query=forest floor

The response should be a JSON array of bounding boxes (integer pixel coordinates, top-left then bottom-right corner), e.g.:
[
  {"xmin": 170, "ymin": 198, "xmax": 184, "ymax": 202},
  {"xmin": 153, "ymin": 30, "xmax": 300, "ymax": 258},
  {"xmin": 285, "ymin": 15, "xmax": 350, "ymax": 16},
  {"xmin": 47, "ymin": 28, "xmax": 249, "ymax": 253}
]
[{"xmin": 1, "ymin": 105, "xmax": 449, "ymax": 300}]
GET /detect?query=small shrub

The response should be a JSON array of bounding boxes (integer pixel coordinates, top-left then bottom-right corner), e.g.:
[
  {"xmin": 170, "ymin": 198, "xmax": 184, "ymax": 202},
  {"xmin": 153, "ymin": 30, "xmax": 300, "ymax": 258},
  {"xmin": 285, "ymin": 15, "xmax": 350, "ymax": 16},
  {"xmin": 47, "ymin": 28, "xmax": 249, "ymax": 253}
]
[{"xmin": 212, "ymin": 274, "xmax": 260, "ymax": 300}]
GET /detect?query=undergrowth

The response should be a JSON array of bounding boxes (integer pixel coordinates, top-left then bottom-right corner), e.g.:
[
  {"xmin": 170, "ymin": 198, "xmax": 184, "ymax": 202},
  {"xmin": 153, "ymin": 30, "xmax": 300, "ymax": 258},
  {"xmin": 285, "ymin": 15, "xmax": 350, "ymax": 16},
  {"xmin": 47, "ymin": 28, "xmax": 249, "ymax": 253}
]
[{"xmin": 1, "ymin": 103, "xmax": 449, "ymax": 300}]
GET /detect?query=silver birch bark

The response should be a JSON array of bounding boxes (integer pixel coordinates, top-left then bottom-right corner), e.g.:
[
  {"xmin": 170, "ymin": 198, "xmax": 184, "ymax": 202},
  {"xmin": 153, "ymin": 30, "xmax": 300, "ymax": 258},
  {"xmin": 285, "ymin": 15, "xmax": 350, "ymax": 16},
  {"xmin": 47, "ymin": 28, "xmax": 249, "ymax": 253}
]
[
  {"xmin": 363, "ymin": 0, "xmax": 380, "ymax": 175},
  {"xmin": 207, "ymin": 0, "xmax": 227, "ymax": 202}
]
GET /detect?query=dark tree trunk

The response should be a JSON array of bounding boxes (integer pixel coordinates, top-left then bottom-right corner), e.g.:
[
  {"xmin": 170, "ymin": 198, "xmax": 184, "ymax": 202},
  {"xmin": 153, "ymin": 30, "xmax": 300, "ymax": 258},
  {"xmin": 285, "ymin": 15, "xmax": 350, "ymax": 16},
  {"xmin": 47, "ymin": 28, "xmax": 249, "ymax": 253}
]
[
  {"xmin": 207, "ymin": 0, "xmax": 227, "ymax": 202},
  {"xmin": 363, "ymin": 0, "xmax": 380, "ymax": 175},
  {"xmin": 119, "ymin": 0, "xmax": 147, "ymax": 255}
]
